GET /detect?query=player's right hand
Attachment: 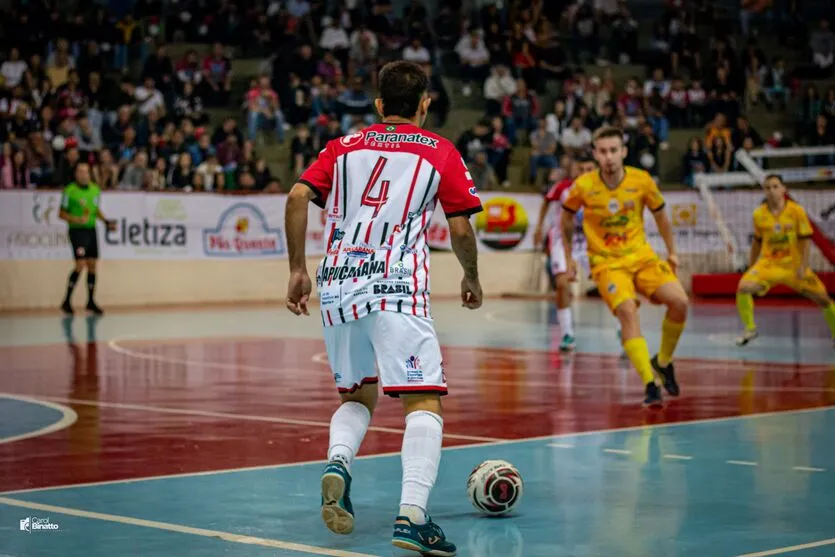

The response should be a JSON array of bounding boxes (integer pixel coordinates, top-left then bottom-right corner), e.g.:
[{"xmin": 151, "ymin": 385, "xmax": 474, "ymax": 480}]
[
  {"xmin": 461, "ymin": 276, "xmax": 482, "ymax": 310},
  {"xmin": 286, "ymin": 270, "xmax": 312, "ymax": 316},
  {"xmin": 567, "ymin": 259, "xmax": 579, "ymax": 282}
]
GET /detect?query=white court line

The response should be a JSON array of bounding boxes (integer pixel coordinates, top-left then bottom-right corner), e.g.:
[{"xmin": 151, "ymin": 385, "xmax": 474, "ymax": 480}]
[
  {"xmin": 0, "ymin": 496, "xmax": 374, "ymax": 557},
  {"xmin": 0, "ymin": 394, "xmax": 78, "ymax": 445},
  {"xmin": 735, "ymin": 538, "xmax": 835, "ymax": 557},
  {"xmin": 547, "ymin": 443, "xmax": 575, "ymax": 449},
  {"xmin": 726, "ymin": 460, "xmax": 759, "ymax": 467},
  {"xmin": 3, "ymin": 394, "xmax": 499, "ymax": 444},
  {"xmin": 792, "ymin": 466, "xmax": 825, "ymax": 473},
  {"xmin": 663, "ymin": 454, "xmax": 693, "ymax": 461},
  {"xmin": 603, "ymin": 448, "xmax": 631, "ymax": 455},
  {"xmin": 2, "ymin": 405, "xmax": 832, "ymax": 497}
]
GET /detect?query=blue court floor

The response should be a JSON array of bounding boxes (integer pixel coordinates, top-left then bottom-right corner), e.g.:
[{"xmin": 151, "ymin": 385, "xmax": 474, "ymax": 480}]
[
  {"xmin": 1, "ymin": 299, "xmax": 834, "ymax": 557},
  {"xmin": 2, "ymin": 407, "xmax": 834, "ymax": 557}
]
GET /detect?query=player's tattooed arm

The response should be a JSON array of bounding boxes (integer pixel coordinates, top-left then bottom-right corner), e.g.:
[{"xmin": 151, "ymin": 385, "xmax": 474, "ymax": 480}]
[
  {"xmin": 286, "ymin": 183, "xmax": 316, "ymax": 273},
  {"xmin": 448, "ymin": 215, "xmax": 479, "ymax": 280},
  {"xmin": 560, "ymin": 208, "xmax": 574, "ymax": 262}
]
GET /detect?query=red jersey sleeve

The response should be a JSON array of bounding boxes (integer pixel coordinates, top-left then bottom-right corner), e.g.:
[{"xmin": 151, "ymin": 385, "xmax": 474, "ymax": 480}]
[
  {"xmin": 437, "ymin": 148, "xmax": 483, "ymax": 218},
  {"xmin": 298, "ymin": 142, "xmax": 336, "ymax": 209}
]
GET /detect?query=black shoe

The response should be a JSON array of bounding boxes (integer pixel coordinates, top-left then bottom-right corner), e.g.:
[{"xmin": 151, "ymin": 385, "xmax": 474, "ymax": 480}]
[
  {"xmin": 86, "ymin": 301, "xmax": 103, "ymax": 315},
  {"xmin": 652, "ymin": 355, "xmax": 680, "ymax": 397},
  {"xmin": 643, "ymin": 382, "xmax": 663, "ymax": 408},
  {"xmin": 61, "ymin": 300, "xmax": 73, "ymax": 314}
]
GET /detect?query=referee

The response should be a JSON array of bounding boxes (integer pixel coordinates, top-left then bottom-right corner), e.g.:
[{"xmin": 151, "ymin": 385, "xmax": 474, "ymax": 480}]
[{"xmin": 59, "ymin": 163, "xmax": 116, "ymax": 315}]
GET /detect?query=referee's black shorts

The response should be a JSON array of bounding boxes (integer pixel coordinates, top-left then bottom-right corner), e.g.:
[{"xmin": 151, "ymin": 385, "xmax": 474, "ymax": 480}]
[{"xmin": 69, "ymin": 228, "xmax": 99, "ymax": 260}]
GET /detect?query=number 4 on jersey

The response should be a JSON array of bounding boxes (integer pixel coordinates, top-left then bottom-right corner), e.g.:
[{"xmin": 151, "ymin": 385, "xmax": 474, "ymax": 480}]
[{"xmin": 361, "ymin": 156, "xmax": 390, "ymax": 217}]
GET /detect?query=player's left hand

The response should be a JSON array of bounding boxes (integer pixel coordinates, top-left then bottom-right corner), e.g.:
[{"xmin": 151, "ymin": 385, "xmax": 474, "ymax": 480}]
[
  {"xmin": 106, "ymin": 220, "xmax": 117, "ymax": 232},
  {"xmin": 667, "ymin": 253, "xmax": 679, "ymax": 274},
  {"xmin": 286, "ymin": 270, "xmax": 312, "ymax": 316}
]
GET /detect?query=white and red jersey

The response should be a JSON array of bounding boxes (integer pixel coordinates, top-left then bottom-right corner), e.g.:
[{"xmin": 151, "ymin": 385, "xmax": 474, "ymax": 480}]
[
  {"xmin": 300, "ymin": 122, "xmax": 483, "ymax": 327},
  {"xmin": 544, "ymin": 178, "xmax": 574, "ymax": 235}
]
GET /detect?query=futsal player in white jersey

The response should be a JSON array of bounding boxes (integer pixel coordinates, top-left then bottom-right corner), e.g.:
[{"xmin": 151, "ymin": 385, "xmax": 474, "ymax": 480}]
[
  {"xmin": 533, "ymin": 156, "xmax": 596, "ymax": 351},
  {"xmin": 284, "ymin": 61, "xmax": 483, "ymax": 557}
]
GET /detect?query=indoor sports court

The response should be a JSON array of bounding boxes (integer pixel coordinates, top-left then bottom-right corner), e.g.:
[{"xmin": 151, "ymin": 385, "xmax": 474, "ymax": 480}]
[{"xmin": 1, "ymin": 297, "xmax": 833, "ymax": 557}]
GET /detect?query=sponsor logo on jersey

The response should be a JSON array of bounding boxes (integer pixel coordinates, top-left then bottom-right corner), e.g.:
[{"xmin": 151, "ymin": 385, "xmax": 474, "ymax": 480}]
[
  {"xmin": 318, "ymin": 260, "xmax": 386, "ymax": 284},
  {"xmin": 607, "ymin": 199, "xmax": 620, "ymax": 214},
  {"xmin": 399, "ymin": 244, "xmax": 418, "ymax": 254},
  {"xmin": 623, "ymin": 200, "xmax": 636, "ymax": 211},
  {"xmin": 340, "ymin": 132, "xmax": 364, "ymax": 147},
  {"xmin": 333, "ymin": 228, "xmax": 346, "ymax": 241},
  {"xmin": 468, "ymin": 186, "xmax": 478, "ymax": 197},
  {"xmin": 343, "ymin": 244, "xmax": 375, "ymax": 258},
  {"xmin": 373, "ymin": 283, "xmax": 411, "ymax": 295},
  {"xmin": 364, "ymin": 131, "xmax": 439, "ymax": 148},
  {"xmin": 473, "ymin": 197, "xmax": 529, "ymax": 251},
  {"xmin": 203, "ymin": 203, "xmax": 285, "ymax": 257},
  {"xmin": 388, "ymin": 261, "xmax": 412, "ymax": 277}
]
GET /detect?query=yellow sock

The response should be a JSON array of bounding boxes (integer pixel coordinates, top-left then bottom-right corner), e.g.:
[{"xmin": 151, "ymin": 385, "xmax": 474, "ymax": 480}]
[
  {"xmin": 823, "ymin": 303, "xmax": 835, "ymax": 338},
  {"xmin": 623, "ymin": 337, "xmax": 655, "ymax": 385},
  {"xmin": 736, "ymin": 292, "xmax": 756, "ymax": 331},
  {"xmin": 657, "ymin": 318, "xmax": 686, "ymax": 368}
]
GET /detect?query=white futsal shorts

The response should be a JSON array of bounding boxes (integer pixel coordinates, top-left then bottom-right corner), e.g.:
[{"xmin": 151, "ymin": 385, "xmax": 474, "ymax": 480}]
[
  {"xmin": 322, "ymin": 311, "xmax": 447, "ymax": 397},
  {"xmin": 548, "ymin": 227, "xmax": 589, "ymax": 277}
]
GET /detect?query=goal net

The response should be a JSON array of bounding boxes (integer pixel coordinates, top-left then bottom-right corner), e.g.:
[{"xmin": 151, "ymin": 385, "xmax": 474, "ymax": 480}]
[{"xmin": 686, "ymin": 145, "xmax": 835, "ymax": 295}]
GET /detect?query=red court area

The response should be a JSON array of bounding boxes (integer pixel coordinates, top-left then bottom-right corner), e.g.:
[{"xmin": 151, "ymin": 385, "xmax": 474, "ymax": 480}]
[{"xmin": 1, "ymin": 336, "xmax": 833, "ymax": 493}]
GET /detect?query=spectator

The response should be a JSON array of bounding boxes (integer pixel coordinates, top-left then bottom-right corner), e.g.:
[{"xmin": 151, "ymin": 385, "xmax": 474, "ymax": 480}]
[
  {"xmin": 1, "ymin": 147, "xmax": 31, "ymax": 189},
  {"xmin": 806, "ymin": 114, "xmax": 835, "ymax": 166},
  {"xmin": 468, "ymin": 150, "xmax": 499, "ymax": 191},
  {"xmin": 212, "ymin": 117, "xmax": 243, "ymax": 148},
  {"xmin": 707, "ymin": 135, "xmax": 732, "ymax": 173},
  {"xmin": 732, "ymin": 116, "xmax": 763, "ymax": 151},
  {"xmin": 174, "ymin": 81, "xmax": 207, "ymax": 125},
  {"xmin": 135, "ymin": 76, "xmax": 165, "ymax": 116},
  {"xmin": 457, "ymin": 120, "xmax": 491, "ymax": 163},
  {"xmin": 632, "ymin": 121, "xmax": 660, "ymax": 178},
  {"xmin": 93, "ymin": 149, "xmax": 120, "ymax": 188},
  {"xmin": 402, "ymin": 37, "xmax": 431, "ymax": 65},
  {"xmin": 142, "ymin": 43, "xmax": 175, "ymax": 95},
  {"xmin": 618, "ymin": 78, "xmax": 643, "ymax": 129},
  {"xmin": 24, "ymin": 132, "xmax": 54, "ymax": 186},
  {"xmin": 316, "ymin": 52, "xmax": 343, "ymax": 85},
  {"xmin": 764, "ymin": 57, "xmax": 790, "ymax": 110},
  {"xmin": 528, "ymin": 118, "xmax": 559, "ymax": 185},
  {"xmin": 320, "ymin": 16, "xmax": 350, "ymax": 54},
  {"xmin": 148, "ymin": 157, "xmax": 168, "ymax": 190},
  {"xmin": 168, "ymin": 152, "xmax": 195, "ymax": 190},
  {"xmin": 682, "ymin": 137, "xmax": 710, "ymax": 187},
  {"xmin": 291, "ymin": 125, "xmax": 315, "ymax": 177},
  {"xmin": 338, "ymin": 77, "xmax": 375, "ymax": 133},
  {"xmin": 667, "ymin": 77, "xmax": 689, "ymax": 128},
  {"xmin": 455, "ymin": 28, "xmax": 490, "ymax": 97},
  {"xmin": 561, "ymin": 116, "xmax": 593, "ymax": 158},
  {"xmin": 120, "ymin": 151, "xmax": 149, "ymax": 190},
  {"xmin": 195, "ymin": 153, "xmax": 224, "ymax": 191},
  {"xmin": 487, "ymin": 116, "xmax": 511, "ymax": 187},
  {"xmin": 686, "ymin": 79, "xmax": 708, "ymax": 127},
  {"xmin": 502, "ymin": 79, "xmax": 539, "ymax": 145},
  {"xmin": 189, "ymin": 133, "xmax": 215, "ymax": 166},
  {"xmin": 74, "ymin": 115, "xmax": 103, "ymax": 156},
  {"xmin": 647, "ymin": 107, "xmax": 670, "ymax": 150},
  {"xmin": 705, "ymin": 113, "xmax": 732, "ymax": 149},
  {"xmin": 797, "ymin": 85, "xmax": 823, "ymax": 141},
  {"xmin": 175, "ymin": 49, "xmax": 204, "ymax": 89},
  {"xmin": 1, "ymin": 48, "xmax": 28, "ymax": 89},
  {"xmin": 423, "ymin": 64, "xmax": 449, "ymax": 129},
  {"xmin": 810, "ymin": 19, "xmax": 835, "ymax": 76},
  {"xmin": 202, "ymin": 43, "xmax": 233, "ymax": 106},
  {"xmin": 644, "ymin": 68, "xmax": 671, "ymax": 98},
  {"xmin": 246, "ymin": 75, "xmax": 286, "ymax": 143},
  {"xmin": 349, "ymin": 25, "xmax": 379, "ymax": 84},
  {"xmin": 484, "ymin": 65, "xmax": 517, "ymax": 117}
]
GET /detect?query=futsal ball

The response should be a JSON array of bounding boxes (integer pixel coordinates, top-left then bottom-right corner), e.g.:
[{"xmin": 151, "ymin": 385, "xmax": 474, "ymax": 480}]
[{"xmin": 467, "ymin": 460, "xmax": 523, "ymax": 516}]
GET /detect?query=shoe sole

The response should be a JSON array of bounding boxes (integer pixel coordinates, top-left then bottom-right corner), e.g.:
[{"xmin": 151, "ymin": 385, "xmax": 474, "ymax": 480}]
[
  {"xmin": 321, "ymin": 473, "xmax": 353, "ymax": 535},
  {"xmin": 392, "ymin": 538, "xmax": 456, "ymax": 557},
  {"xmin": 559, "ymin": 345, "xmax": 575, "ymax": 352}
]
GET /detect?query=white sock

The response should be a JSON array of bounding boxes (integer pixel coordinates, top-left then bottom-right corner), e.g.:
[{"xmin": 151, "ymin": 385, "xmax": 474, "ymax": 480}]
[
  {"xmin": 399, "ymin": 410, "xmax": 443, "ymax": 525},
  {"xmin": 327, "ymin": 401, "xmax": 371, "ymax": 471},
  {"xmin": 557, "ymin": 307, "xmax": 574, "ymax": 336}
]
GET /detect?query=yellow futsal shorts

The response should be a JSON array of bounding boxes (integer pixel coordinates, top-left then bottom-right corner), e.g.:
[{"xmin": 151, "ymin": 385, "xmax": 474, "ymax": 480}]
[
  {"xmin": 740, "ymin": 261, "xmax": 828, "ymax": 297},
  {"xmin": 593, "ymin": 256, "xmax": 679, "ymax": 314}
]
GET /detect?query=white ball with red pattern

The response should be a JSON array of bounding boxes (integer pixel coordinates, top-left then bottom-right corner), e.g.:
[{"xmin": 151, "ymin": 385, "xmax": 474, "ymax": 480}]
[{"xmin": 467, "ymin": 460, "xmax": 523, "ymax": 516}]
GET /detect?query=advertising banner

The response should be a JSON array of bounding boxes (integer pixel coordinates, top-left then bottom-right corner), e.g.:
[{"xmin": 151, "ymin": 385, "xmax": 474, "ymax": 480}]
[{"xmin": 2, "ymin": 189, "xmax": 832, "ymax": 260}]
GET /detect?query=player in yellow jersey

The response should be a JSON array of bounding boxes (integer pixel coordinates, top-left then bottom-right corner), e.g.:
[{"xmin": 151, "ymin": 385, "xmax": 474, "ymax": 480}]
[
  {"xmin": 735, "ymin": 174, "xmax": 835, "ymax": 346},
  {"xmin": 561, "ymin": 126, "xmax": 689, "ymax": 407}
]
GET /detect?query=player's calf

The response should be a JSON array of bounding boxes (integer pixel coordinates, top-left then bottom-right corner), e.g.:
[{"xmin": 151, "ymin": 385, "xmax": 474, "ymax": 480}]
[
  {"xmin": 735, "ymin": 282, "xmax": 762, "ymax": 346},
  {"xmin": 392, "ymin": 394, "xmax": 456, "ymax": 555},
  {"xmin": 554, "ymin": 273, "xmax": 575, "ymax": 351}
]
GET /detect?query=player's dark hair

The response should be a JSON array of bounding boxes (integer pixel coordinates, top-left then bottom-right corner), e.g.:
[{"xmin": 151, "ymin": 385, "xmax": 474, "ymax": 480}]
[
  {"xmin": 592, "ymin": 126, "xmax": 625, "ymax": 146},
  {"xmin": 763, "ymin": 173, "xmax": 784, "ymax": 184},
  {"xmin": 377, "ymin": 61, "xmax": 429, "ymax": 119}
]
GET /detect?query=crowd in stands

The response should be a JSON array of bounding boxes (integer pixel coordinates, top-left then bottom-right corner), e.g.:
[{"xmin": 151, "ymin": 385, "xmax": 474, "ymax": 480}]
[{"xmin": 1, "ymin": 0, "xmax": 834, "ymax": 192}]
